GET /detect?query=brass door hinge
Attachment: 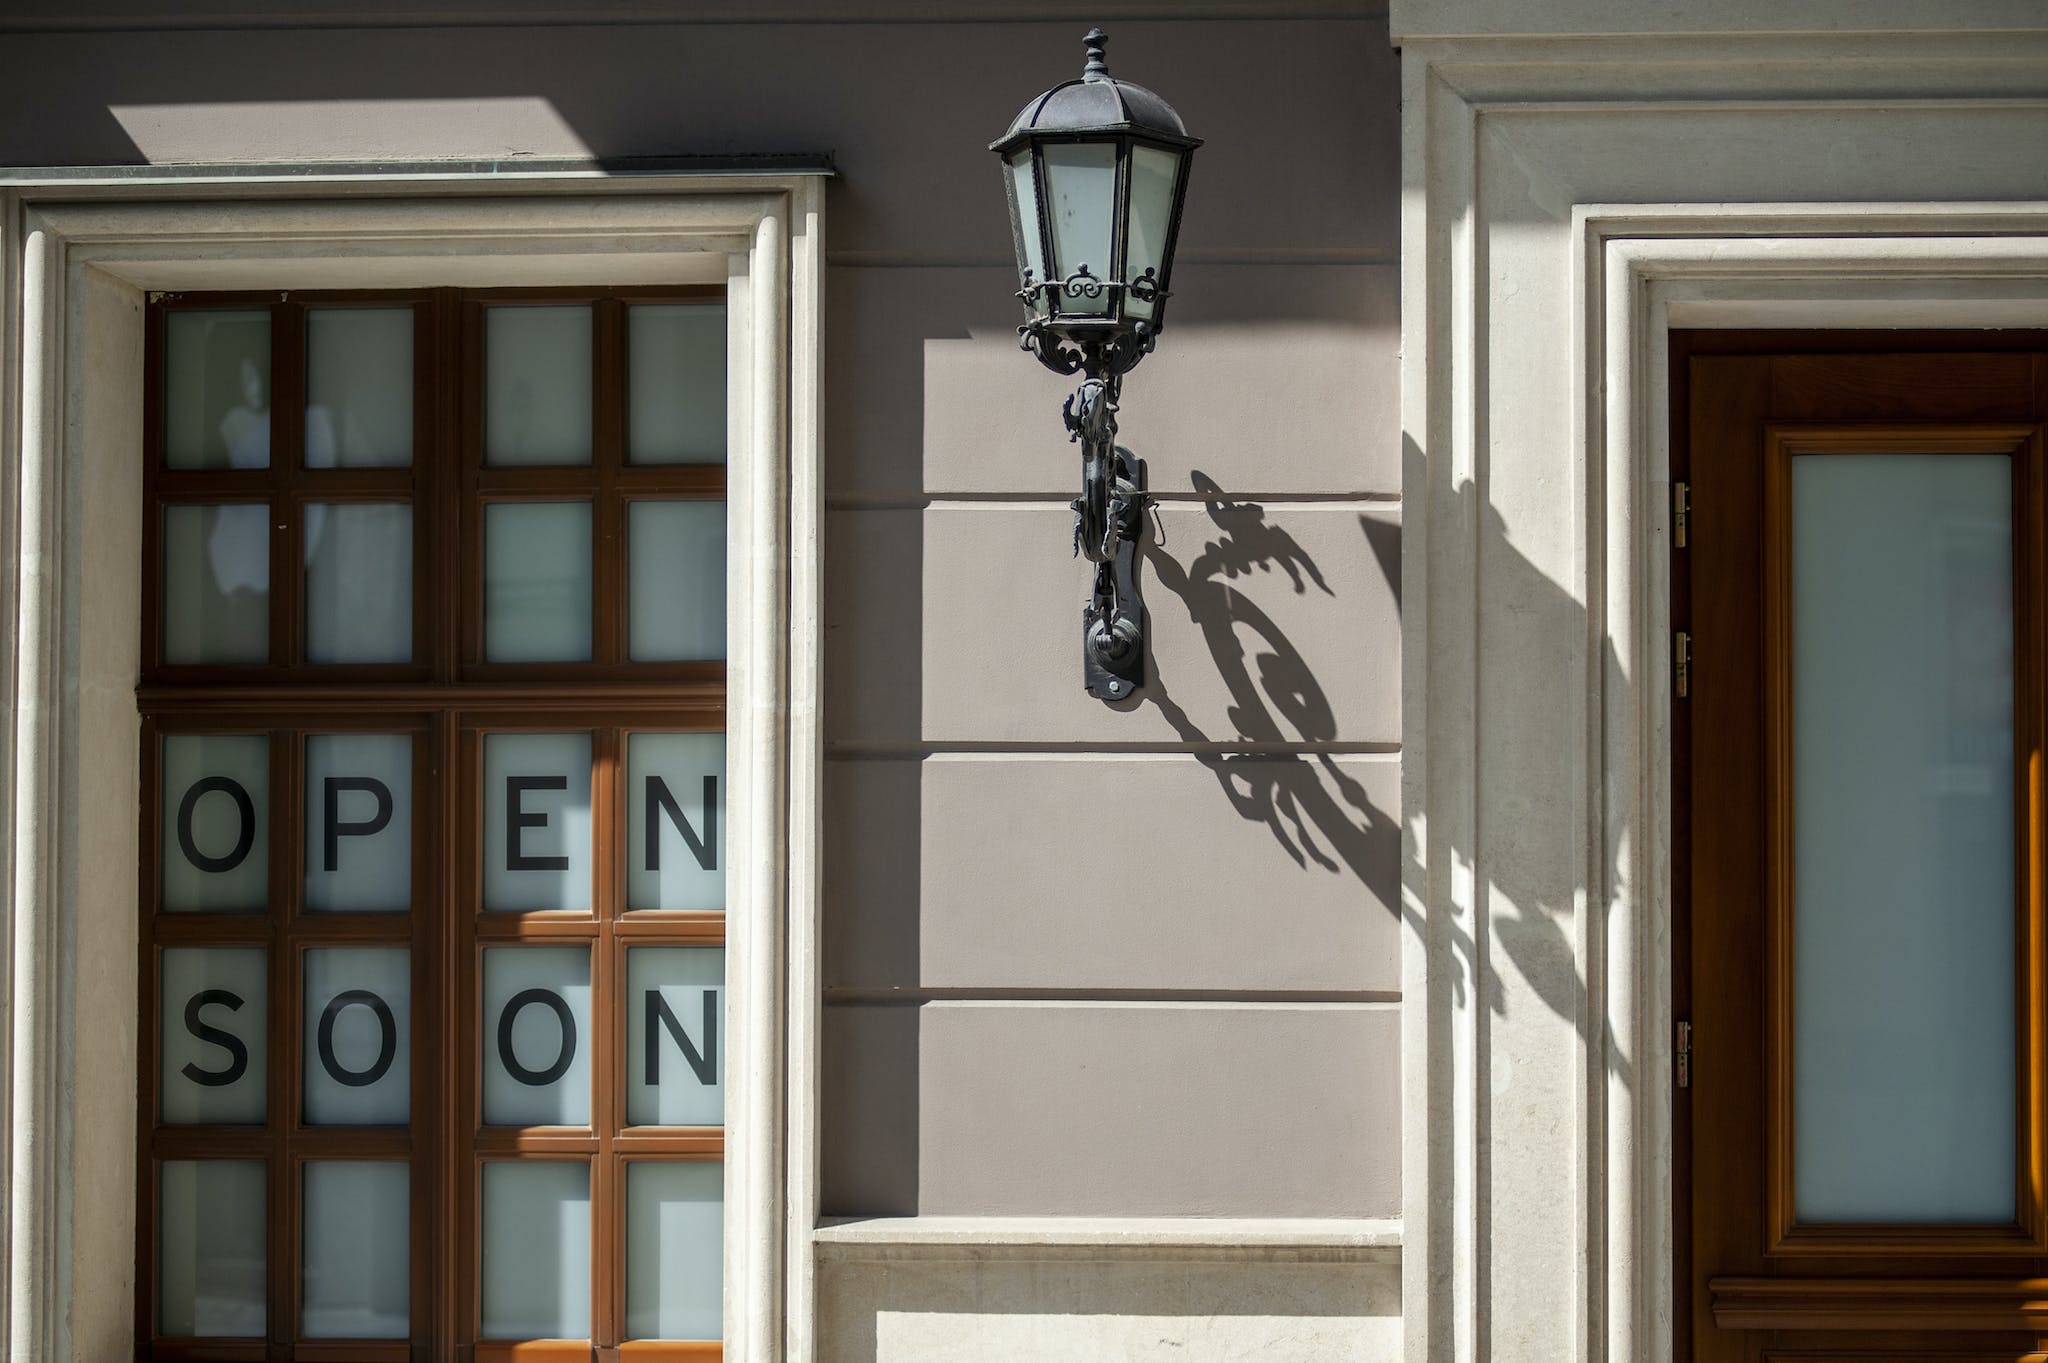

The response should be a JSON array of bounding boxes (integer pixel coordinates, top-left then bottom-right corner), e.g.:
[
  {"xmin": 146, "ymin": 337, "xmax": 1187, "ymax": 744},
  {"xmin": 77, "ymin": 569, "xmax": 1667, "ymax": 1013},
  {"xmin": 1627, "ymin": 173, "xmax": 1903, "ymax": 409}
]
[
  {"xmin": 1673, "ymin": 481, "xmax": 1690, "ymax": 549},
  {"xmin": 1675, "ymin": 631, "xmax": 1691, "ymax": 698},
  {"xmin": 1676, "ymin": 1020, "xmax": 1692, "ymax": 1089}
]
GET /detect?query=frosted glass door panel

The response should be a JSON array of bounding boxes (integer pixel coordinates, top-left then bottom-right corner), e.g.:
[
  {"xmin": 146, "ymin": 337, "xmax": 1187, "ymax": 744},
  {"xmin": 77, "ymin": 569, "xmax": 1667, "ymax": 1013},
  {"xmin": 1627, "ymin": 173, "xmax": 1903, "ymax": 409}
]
[
  {"xmin": 304, "ymin": 502, "xmax": 412, "ymax": 663},
  {"xmin": 160, "ymin": 948, "xmax": 267, "ymax": 1125},
  {"xmin": 483, "ymin": 947, "xmax": 591, "ymax": 1127},
  {"xmin": 481, "ymin": 1162, "xmax": 591, "ymax": 1340},
  {"xmin": 626, "ymin": 948, "xmax": 724, "ymax": 1127},
  {"xmin": 159, "ymin": 1160, "xmax": 266, "ymax": 1337},
  {"xmin": 164, "ymin": 310, "xmax": 270, "ymax": 469},
  {"xmin": 628, "ymin": 501, "xmax": 726, "ymax": 661},
  {"xmin": 624, "ymin": 1162, "xmax": 722, "ymax": 1341},
  {"xmin": 162, "ymin": 503, "xmax": 270, "ymax": 665},
  {"xmin": 483, "ymin": 732, "xmax": 593, "ymax": 911},
  {"xmin": 628, "ymin": 304, "xmax": 726, "ymax": 464},
  {"xmin": 1123, "ymin": 146, "xmax": 1181, "ymax": 321},
  {"xmin": 485, "ymin": 306, "xmax": 592, "ymax": 466},
  {"xmin": 161, "ymin": 734, "xmax": 269, "ymax": 912},
  {"xmin": 304, "ymin": 948, "xmax": 409, "ymax": 1125},
  {"xmin": 484, "ymin": 502, "xmax": 592, "ymax": 662},
  {"xmin": 302, "ymin": 1162, "xmax": 408, "ymax": 1338},
  {"xmin": 626, "ymin": 733, "xmax": 726, "ymax": 911},
  {"xmin": 304, "ymin": 733, "xmax": 411, "ymax": 912},
  {"xmin": 1043, "ymin": 142, "xmax": 1118, "ymax": 315},
  {"xmin": 305, "ymin": 308, "xmax": 412, "ymax": 467},
  {"xmin": 1792, "ymin": 452, "xmax": 2017, "ymax": 1224}
]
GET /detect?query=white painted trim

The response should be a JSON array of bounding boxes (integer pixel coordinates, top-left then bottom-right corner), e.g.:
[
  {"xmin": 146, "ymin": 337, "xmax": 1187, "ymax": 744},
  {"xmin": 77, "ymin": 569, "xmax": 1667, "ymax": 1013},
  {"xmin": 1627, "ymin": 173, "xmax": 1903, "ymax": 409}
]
[
  {"xmin": 1400, "ymin": 17, "xmax": 2048, "ymax": 1363},
  {"xmin": 0, "ymin": 173, "xmax": 826, "ymax": 1363}
]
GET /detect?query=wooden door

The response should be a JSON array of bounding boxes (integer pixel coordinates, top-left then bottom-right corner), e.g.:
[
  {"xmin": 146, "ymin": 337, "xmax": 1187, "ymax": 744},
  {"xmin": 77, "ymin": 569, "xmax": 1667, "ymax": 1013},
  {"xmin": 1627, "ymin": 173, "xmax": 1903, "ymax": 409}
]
[{"xmin": 1678, "ymin": 335, "xmax": 2048, "ymax": 1363}]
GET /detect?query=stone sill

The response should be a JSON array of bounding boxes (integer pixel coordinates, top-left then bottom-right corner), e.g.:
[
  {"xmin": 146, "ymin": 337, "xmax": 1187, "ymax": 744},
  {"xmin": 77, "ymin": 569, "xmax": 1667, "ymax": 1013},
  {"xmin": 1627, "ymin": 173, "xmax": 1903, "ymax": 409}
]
[{"xmin": 812, "ymin": 1216, "xmax": 1403, "ymax": 1263}]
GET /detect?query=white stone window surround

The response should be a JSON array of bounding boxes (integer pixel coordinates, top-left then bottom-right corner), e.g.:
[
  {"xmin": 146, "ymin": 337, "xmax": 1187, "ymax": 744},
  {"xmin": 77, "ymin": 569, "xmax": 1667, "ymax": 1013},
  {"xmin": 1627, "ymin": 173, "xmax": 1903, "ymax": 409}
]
[
  {"xmin": 0, "ymin": 172, "xmax": 825, "ymax": 1362},
  {"xmin": 1397, "ymin": 6, "xmax": 2048, "ymax": 1362}
]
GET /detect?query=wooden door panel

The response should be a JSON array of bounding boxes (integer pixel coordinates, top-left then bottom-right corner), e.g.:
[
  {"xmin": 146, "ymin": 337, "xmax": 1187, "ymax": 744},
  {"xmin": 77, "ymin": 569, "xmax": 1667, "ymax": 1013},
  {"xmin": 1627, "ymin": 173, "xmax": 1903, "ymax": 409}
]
[{"xmin": 1679, "ymin": 338, "xmax": 2048, "ymax": 1363}]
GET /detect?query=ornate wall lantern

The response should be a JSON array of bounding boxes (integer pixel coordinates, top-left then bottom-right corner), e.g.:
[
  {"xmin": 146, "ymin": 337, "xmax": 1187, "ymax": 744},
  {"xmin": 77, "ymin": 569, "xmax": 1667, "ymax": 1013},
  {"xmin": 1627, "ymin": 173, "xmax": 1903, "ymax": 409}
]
[{"xmin": 992, "ymin": 27, "xmax": 1200, "ymax": 700}]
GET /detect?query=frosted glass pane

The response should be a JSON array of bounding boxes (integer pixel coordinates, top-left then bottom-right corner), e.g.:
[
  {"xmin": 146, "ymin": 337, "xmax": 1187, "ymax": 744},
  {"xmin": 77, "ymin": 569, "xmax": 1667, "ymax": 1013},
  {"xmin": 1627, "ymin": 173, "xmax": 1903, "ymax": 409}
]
[
  {"xmin": 1123, "ymin": 146, "xmax": 1180, "ymax": 321},
  {"xmin": 1005, "ymin": 151, "xmax": 1048, "ymax": 314},
  {"xmin": 481, "ymin": 1163, "xmax": 590, "ymax": 1341},
  {"xmin": 159, "ymin": 1160, "xmax": 266, "ymax": 1337},
  {"xmin": 161, "ymin": 733, "xmax": 268, "ymax": 913},
  {"xmin": 629, "ymin": 304, "xmax": 726, "ymax": 465},
  {"xmin": 482, "ymin": 733, "xmax": 593, "ymax": 911},
  {"xmin": 164, "ymin": 310, "xmax": 270, "ymax": 469},
  {"xmin": 305, "ymin": 308, "xmax": 412, "ymax": 468},
  {"xmin": 160, "ymin": 947, "xmax": 266, "ymax": 1125},
  {"xmin": 1044, "ymin": 142, "xmax": 1118, "ymax": 315},
  {"xmin": 483, "ymin": 947, "xmax": 591, "ymax": 1127},
  {"xmin": 304, "ymin": 502, "xmax": 412, "ymax": 664},
  {"xmin": 626, "ymin": 733, "xmax": 726, "ymax": 911},
  {"xmin": 485, "ymin": 502, "xmax": 592, "ymax": 662},
  {"xmin": 485, "ymin": 306, "xmax": 592, "ymax": 466},
  {"xmin": 163, "ymin": 503, "xmax": 269, "ymax": 665},
  {"xmin": 305, "ymin": 733, "xmax": 411, "ymax": 913},
  {"xmin": 304, "ymin": 948, "xmax": 409, "ymax": 1126},
  {"xmin": 625, "ymin": 1162, "xmax": 722, "ymax": 1341},
  {"xmin": 626, "ymin": 948, "xmax": 724, "ymax": 1127},
  {"xmin": 302, "ymin": 1162, "xmax": 408, "ymax": 1338},
  {"xmin": 1792, "ymin": 452, "xmax": 2016, "ymax": 1223},
  {"xmin": 628, "ymin": 501, "xmax": 726, "ymax": 661}
]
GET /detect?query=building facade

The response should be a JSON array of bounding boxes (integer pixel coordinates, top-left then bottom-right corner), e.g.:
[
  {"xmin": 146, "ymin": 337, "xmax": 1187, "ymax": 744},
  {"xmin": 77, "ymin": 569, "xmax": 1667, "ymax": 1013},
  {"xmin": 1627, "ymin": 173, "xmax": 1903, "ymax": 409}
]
[{"xmin": 0, "ymin": 2, "xmax": 2045, "ymax": 1361}]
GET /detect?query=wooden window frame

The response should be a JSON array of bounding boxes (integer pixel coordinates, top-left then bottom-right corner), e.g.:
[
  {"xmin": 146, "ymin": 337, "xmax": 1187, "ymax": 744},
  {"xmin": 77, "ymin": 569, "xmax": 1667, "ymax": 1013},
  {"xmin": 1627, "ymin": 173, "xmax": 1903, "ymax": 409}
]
[{"xmin": 137, "ymin": 286, "xmax": 732, "ymax": 1363}]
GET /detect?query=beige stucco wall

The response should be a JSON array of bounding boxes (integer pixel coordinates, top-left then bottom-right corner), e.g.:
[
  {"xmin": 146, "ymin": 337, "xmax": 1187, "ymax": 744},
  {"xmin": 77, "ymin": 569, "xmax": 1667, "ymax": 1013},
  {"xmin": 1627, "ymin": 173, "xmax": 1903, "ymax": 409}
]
[{"xmin": 0, "ymin": 3, "xmax": 1400, "ymax": 1358}]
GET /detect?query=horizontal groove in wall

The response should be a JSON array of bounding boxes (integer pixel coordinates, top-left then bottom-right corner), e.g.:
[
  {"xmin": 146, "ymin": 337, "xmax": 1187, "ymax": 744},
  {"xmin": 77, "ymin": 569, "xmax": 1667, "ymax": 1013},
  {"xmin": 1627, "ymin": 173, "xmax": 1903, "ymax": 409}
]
[
  {"xmin": 822, "ymin": 740, "xmax": 1402, "ymax": 758},
  {"xmin": 825, "ymin": 987, "xmax": 1399, "ymax": 1006},
  {"xmin": 1, "ymin": 7, "xmax": 1387, "ymax": 35},
  {"xmin": 826, "ymin": 248, "xmax": 1401, "ymax": 269},
  {"xmin": 812, "ymin": 1214, "xmax": 1402, "ymax": 1260},
  {"xmin": 824, "ymin": 493, "xmax": 1403, "ymax": 511}
]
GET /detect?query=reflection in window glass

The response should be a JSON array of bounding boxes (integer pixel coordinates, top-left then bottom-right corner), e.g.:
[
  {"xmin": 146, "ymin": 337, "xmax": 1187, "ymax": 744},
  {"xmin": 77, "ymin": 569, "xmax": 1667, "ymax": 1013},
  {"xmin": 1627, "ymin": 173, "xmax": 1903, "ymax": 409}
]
[
  {"xmin": 162, "ymin": 503, "xmax": 270, "ymax": 665},
  {"xmin": 485, "ymin": 306, "xmax": 593, "ymax": 466},
  {"xmin": 305, "ymin": 502, "xmax": 412, "ymax": 664},
  {"xmin": 159, "ymin": 1160, "xmax": 266, "ymax": 1337},
  {"xmin": 484, "ymin": 502, "xmax": 593, "ymax": 663},
  {"xmin": 628, "ymin": 303, "xmax": 726, "ymax": 464},
  {"xmin": 628, "ymin": 501, "xmax": 726, "ymax": 661},
  {"xmin": 306, "ymin": 308, "xmax": 413, "ymax": 468},
  {"xmin": 302, "ymin": 1162, "xmax": 409, "ymax": 1338},
  {"xmin": 625, "ymin": 1162, "xmax": 722, "ymax": 1340},
  {"xmin": 164, "ymin": 310, "xmax": 270, "ymax": 470},
  {"xmin": 480, "ymin": 1162, "xmax": 591, "ymax": 1340}
]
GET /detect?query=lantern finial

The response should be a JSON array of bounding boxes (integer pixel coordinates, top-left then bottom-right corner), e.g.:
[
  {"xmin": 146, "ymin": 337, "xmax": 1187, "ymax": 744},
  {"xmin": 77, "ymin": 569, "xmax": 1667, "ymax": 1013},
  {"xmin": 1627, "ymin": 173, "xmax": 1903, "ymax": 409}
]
[{"xmin": 1082, "ymin": 27, "xmax": 1110, "ymax": 81}]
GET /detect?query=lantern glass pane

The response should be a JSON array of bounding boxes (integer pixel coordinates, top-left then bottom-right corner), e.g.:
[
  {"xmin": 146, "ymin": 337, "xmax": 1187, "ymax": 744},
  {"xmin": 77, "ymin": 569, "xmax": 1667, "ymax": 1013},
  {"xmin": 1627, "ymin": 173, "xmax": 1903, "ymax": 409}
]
[
  {"xmin": 1005, "ymin": 151, "xmax": 1048, "ymax": 316},
  {"xmin": 1043, "ymin": 141, "xmax": 1119, "ymax": 316},
  {"xmin": 1124, "ymin": 146, "xmax": 1182, "ymax": 322}
]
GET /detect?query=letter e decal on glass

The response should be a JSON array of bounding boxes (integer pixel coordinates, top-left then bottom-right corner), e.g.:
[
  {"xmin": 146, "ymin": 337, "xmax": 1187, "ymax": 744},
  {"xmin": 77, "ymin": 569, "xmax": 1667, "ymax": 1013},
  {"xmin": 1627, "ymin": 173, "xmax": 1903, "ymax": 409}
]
[{"xmin": 483, "ymin": 733, "xmax": 592, "ymax": 911}]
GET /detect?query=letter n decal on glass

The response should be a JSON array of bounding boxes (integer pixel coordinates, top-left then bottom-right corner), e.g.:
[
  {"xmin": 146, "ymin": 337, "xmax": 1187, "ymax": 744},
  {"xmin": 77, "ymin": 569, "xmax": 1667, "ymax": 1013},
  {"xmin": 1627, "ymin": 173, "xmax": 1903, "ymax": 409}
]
[{"xmin": 627, "ymin": 733, "xmax": 726, "ymax": 911}]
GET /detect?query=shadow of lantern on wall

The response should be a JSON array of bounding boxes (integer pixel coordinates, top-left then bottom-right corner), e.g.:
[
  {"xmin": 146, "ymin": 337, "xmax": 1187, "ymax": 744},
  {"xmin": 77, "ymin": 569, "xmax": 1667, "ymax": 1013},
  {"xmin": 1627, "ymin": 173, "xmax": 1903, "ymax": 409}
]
[{"xmin": 992, "ymin": 27, "xmax": 1201, "ymax": 701}]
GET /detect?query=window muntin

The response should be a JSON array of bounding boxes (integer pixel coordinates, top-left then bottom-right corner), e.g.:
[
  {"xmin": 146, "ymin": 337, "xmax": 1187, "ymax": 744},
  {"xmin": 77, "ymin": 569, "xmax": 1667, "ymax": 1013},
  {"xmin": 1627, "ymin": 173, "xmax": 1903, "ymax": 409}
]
[{"xmin": 141, "ymin": 288, "xmax": 729, "ymax": 1360}]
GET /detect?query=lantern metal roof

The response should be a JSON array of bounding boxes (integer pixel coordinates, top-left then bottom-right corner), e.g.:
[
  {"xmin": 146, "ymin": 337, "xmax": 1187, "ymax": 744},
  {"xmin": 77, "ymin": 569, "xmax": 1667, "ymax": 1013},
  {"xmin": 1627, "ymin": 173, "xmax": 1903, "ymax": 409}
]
[{"xmin": 990, "ymin": 29, "xmax": 1202, "ymax": 155}]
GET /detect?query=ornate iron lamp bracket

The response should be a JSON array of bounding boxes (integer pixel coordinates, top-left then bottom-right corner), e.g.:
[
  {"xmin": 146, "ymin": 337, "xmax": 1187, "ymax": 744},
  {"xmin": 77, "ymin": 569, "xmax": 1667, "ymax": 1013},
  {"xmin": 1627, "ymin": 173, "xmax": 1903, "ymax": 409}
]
[{"xmin": 1059, "ymin": 369, "xmax": 1146, "ymax": 701}]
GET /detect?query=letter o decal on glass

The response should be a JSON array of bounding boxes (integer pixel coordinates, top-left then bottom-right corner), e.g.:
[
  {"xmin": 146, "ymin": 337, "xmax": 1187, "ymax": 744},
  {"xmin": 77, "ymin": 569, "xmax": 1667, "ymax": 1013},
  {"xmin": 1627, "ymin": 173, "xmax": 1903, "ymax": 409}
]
[
  {"xmin": 317, "ymin": 989, "xmax": 397, "ymax": 1088},
  {"xmin": 496, "ymin": 989, "xmax": 577, "ymax": 1087},
  {"xmin": 177, "ymin": 776, "xmax": 256, "ymax": 873}
]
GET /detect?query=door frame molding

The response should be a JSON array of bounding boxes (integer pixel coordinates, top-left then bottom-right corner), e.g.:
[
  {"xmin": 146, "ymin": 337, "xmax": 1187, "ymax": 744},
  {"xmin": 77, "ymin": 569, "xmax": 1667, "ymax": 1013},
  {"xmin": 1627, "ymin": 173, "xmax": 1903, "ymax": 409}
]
[{"xmin": 1406, "ymin": 194, "xmax": 2048, "ymax": 1363}]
